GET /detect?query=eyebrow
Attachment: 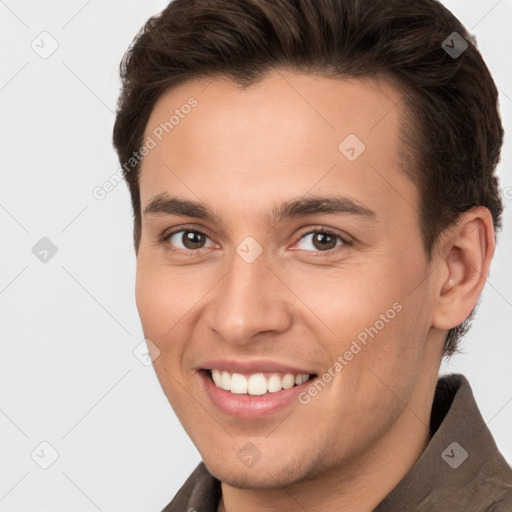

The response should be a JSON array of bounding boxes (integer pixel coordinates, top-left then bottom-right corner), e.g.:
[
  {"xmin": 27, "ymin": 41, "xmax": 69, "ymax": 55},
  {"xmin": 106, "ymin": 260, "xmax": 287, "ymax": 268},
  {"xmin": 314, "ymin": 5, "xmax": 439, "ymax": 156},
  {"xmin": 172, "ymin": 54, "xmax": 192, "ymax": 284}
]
[{"xmin": 143, "ymin": 193, "xmax": 377, "ymax": 225}]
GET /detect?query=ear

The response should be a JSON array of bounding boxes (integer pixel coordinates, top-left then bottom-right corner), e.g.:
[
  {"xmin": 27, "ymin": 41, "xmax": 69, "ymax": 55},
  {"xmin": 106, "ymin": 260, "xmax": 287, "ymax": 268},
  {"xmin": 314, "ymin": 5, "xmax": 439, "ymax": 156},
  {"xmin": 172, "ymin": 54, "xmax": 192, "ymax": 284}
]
[{"xmin": 431, "ymin": 206, "xmax": 495, "ymax": 331}]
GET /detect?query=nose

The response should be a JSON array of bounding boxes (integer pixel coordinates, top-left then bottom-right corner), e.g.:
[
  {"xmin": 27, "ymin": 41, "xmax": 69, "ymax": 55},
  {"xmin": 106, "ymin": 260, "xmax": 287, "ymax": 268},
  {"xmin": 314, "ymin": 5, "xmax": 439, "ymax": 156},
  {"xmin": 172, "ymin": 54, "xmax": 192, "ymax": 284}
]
[{"xmin": 204, "ymin": 249, "xmax": 293, "ymax": 346}]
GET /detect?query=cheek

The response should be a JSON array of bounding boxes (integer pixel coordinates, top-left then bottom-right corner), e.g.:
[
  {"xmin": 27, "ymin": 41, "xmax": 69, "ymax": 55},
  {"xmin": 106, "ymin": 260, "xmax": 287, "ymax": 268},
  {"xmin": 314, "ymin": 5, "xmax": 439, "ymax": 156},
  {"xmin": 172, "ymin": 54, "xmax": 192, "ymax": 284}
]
[
  {"xmin": 135, "ymin": 270, "xmax": 171, "ymax": 339},
  {"xmin": 135, "ymin": 263, "xmax": 197, "ymax": 416},
  {"xmin": 288, "ymin": 262, "xmax": 403, "ymax": 340},
  {"xmin": 135, "ymin": 256, "xmax": 195, "ymax": 337},
  {"xmin": 294, "ymin": 254, "xmax": 429, "ymax": 382},
  {"xmin": 134, "ymin": 261, "xmax": 190, "ymax": 386}
]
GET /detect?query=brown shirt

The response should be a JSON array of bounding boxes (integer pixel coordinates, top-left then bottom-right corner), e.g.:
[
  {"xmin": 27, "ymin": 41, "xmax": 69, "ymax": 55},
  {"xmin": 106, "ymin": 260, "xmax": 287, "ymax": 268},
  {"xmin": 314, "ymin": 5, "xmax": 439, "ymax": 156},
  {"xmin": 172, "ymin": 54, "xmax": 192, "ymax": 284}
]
[{"xmin": 161, "ymin": 374, "xmax": 512, "ymax": 511}]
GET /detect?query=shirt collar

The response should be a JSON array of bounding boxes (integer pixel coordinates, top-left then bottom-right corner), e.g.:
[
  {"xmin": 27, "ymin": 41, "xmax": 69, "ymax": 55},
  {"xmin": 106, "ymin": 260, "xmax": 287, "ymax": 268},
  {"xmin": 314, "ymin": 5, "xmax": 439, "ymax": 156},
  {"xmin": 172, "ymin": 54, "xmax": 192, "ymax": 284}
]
[{"xmin": 375, "ymin": 373, "xmax": 512, "ymax": 511}]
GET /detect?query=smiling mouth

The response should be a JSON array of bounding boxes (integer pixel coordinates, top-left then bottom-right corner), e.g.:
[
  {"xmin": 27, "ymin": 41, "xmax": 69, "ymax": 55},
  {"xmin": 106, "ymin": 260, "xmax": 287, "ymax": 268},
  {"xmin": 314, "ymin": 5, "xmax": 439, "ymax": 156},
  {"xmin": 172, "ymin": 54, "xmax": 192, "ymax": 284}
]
[{"xmin": 206, "ymin": 369, "xmax": 317, "ymax": 396}]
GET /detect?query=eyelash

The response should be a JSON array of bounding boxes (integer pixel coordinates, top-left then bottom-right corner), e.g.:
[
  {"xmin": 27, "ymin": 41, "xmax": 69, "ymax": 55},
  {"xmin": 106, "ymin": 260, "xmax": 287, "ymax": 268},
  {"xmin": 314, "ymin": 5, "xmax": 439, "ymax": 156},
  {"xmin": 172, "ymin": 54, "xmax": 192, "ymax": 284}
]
[{"xmin": 159, "ymin": 226, "xmax": 351, "ymax": 256}]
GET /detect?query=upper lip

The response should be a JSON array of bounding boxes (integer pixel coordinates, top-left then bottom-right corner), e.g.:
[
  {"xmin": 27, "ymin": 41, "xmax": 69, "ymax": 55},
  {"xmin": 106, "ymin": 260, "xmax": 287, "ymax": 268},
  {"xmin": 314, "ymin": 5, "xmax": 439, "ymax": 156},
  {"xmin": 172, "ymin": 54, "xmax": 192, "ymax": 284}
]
[{"xmin": 198, "ymin": 359, "xmax": 316, "ymax": 375}]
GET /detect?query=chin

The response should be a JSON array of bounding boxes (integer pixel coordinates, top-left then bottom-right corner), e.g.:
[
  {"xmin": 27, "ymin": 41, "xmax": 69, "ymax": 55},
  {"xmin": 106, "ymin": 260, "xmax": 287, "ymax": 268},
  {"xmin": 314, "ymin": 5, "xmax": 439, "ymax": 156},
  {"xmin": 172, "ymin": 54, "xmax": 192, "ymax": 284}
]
[{"xmin": 202, "ymin": 452, "xmax": 317, "ymax": 490}]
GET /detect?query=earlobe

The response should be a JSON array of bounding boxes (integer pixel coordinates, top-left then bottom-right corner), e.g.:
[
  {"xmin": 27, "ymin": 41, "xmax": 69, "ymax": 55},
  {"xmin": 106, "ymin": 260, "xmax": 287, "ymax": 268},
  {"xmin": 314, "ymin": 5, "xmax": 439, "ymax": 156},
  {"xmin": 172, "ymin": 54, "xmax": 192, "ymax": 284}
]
[{"xmin": 432, "ymin": 207, "xmax": 495, "ymax": 331}]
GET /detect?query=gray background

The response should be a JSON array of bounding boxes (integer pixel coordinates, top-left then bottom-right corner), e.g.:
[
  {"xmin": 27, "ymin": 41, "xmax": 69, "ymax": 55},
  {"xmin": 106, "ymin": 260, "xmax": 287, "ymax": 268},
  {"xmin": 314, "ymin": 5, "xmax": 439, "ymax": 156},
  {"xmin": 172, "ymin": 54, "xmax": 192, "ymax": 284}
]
[{"xmin": 0, "ymin": 0, "xmax": 511, "ymax": 510}]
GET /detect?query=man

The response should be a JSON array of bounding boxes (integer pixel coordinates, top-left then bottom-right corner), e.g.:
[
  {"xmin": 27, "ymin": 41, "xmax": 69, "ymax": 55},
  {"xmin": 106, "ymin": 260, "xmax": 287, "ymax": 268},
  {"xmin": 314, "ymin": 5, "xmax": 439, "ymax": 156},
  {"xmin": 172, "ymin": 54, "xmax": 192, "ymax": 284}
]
[{"xmin": 112, "ymin": 0, "xmax": 512, "ymax": 510}]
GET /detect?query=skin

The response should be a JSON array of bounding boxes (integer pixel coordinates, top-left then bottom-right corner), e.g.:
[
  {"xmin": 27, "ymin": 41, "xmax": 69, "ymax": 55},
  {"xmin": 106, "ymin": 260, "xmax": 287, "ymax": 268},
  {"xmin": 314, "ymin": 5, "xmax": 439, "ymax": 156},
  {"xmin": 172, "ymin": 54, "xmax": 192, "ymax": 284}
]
[{"xmin": 135, "ymin": 70, "xmax": 495, "ymax": 512}]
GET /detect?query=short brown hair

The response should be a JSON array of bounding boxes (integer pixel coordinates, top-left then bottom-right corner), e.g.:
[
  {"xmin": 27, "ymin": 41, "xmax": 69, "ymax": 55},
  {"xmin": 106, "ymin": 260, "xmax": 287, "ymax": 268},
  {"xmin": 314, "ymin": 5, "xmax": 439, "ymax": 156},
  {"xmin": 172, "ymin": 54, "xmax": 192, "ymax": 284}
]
[{"xmin": 112, "ymin": 0, "xmax": 504, "ymax": 356}]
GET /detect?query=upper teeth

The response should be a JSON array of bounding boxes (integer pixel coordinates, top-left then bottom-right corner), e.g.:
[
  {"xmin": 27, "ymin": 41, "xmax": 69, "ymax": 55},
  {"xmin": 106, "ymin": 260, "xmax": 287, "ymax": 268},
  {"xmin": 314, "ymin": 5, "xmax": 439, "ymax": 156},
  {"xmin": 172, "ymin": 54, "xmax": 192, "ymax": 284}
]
[{"xmin": 211, "ymin": 370, "xmax": 310, "ymax": 395}]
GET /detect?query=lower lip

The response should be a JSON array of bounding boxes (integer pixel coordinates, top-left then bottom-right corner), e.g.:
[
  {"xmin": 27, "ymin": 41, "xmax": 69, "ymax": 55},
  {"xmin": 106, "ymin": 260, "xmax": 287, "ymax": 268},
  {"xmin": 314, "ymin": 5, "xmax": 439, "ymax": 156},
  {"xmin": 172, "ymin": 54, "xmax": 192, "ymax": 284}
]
[{"xmin": 200, "ymin": 371, "xmax": 314, "ymax": 419}]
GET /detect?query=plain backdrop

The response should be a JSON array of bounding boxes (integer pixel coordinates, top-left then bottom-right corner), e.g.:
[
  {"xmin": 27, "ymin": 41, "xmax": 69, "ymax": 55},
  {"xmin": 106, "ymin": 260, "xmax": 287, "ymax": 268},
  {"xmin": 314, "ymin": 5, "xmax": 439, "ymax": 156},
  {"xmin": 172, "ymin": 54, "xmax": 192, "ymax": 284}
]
[{"xmin": 0, "ymin": 1, "xmax": 511, "ymax": 510}]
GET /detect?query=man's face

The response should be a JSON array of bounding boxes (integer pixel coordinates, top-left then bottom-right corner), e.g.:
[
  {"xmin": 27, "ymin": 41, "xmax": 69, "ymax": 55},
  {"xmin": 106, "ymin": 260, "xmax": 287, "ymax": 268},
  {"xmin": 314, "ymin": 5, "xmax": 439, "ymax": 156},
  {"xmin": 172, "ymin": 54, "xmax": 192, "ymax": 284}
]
[{"xmin": 136, "ymin": 71, "xmax": 442, "ymax": 488}]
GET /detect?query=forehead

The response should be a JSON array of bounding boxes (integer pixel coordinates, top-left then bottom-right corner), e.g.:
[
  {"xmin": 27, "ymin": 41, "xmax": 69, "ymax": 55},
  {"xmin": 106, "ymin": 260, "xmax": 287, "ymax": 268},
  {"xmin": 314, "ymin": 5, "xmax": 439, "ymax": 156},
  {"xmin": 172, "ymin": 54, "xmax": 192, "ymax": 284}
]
[
  {"xmin": 139, "ymin": 70, "xmax": 417, "ymax": 224},
  {"xmin": 142, "ymin": 70, "xmax": 405, "ymax": 156}
]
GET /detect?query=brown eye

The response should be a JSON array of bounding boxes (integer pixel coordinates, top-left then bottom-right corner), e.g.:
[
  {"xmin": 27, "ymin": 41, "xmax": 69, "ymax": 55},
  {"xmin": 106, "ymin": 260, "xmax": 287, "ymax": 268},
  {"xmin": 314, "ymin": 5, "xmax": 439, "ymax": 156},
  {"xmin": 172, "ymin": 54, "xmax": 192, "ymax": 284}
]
[
  {"xmin": 182, "ymin": 231, "xmax": 206, "ymax": 249},
  {"xmin": 295, "ymin": 230, "xmax": 346, "ymax": 252},
  {"xmin": 164, "ymin": 229, "xmax": 214, "ymax": 251},
  {"xmin": 312, "ymin": 232, "xmax": 338, "ymax": 250}
]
